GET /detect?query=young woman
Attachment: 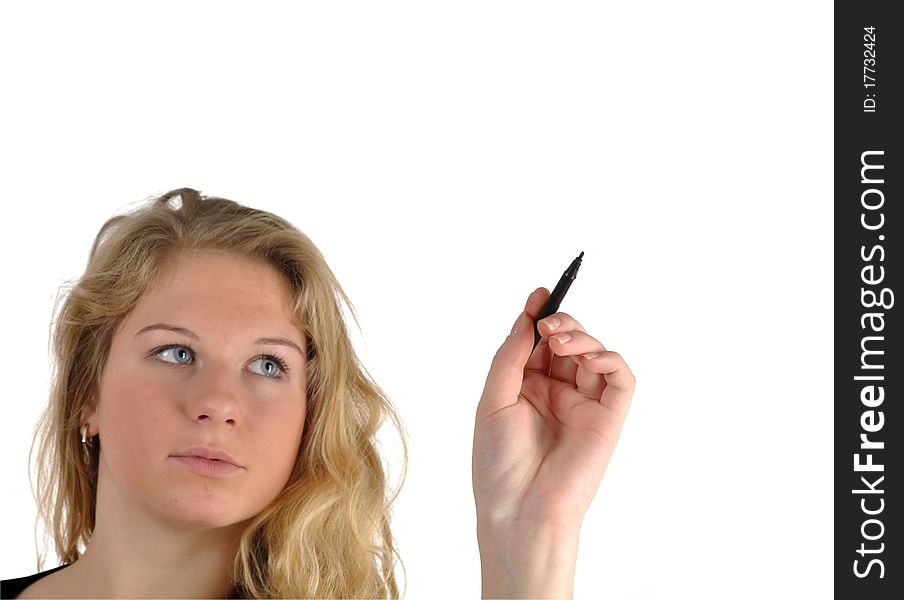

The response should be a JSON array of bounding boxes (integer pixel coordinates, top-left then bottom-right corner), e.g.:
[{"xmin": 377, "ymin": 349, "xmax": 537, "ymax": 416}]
[{"xmin": 0, "ymin": 188, "xmax": 634, "ymax": 598}]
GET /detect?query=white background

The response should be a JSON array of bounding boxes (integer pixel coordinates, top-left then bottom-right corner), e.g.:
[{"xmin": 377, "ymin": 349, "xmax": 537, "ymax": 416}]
[{"xmin": 0, "ymin": 2, "xmax": 832, "ymax": 598}]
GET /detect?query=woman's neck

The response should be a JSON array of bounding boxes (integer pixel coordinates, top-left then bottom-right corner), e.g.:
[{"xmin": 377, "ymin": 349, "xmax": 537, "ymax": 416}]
[
  {"xmin": 67, "ymin": 473, "xmax": 250, "ymax": 598},
  {"xmin": 68, "ymin": 533, "xmax": 242, "ymax": 599}
]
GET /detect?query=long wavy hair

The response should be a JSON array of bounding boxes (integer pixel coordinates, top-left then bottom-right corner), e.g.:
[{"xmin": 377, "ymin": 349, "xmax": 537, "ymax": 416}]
[{"xmin": 28, "ymin": 187, "xmax": 408, "ymax": 598}]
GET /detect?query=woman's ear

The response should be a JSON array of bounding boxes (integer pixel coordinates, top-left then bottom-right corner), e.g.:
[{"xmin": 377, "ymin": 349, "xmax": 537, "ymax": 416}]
[{"xmin": 80, "ymin": 399, "xmax": 97, "ymax": 435}]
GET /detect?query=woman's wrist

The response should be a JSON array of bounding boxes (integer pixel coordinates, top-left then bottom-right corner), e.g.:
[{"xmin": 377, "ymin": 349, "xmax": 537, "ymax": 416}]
[{"xmin": 477, "ymin": 517, "xmax": 580, "ymax": 599}]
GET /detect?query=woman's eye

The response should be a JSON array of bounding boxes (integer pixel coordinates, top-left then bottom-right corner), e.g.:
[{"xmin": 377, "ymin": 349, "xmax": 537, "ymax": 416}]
[
  {"xmin": 153, "ymin": 345, "xmax": 287, "ymax": 380},
  {"xmin": 155, "ymin": 345, "xmax": 193, "ymax": 365},
  {"xmin": 249, "ymin": 356, "xmax": 284, "ymax": 378}
]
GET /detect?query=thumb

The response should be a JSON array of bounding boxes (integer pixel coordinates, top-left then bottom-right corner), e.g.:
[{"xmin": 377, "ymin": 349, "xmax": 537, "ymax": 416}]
[{"xmin": 477, "ymin": 307, "xmax": 538, "ymax": 417}]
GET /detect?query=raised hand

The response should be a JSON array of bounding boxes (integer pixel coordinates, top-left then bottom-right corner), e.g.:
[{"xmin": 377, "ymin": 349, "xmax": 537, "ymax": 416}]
[{"xmin": 472, "ymin": 287, "xmax": 636, "ymax": 533}]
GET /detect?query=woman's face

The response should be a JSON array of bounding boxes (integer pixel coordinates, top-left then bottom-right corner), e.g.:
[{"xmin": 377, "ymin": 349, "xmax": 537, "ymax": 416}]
[{"xmin": 86, "ymin": 250, "xmax": 308, "ymax": 529}]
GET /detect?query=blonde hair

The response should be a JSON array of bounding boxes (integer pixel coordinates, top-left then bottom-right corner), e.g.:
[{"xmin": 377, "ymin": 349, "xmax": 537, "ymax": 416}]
[{"xmin": 29, "ymin": 188, "xmax": 408, "ymax": 598}]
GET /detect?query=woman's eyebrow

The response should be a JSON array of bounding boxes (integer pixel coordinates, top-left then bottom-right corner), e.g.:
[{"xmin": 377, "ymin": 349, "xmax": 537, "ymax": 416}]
[{"xmin": 135, "ymin": 323, "xmax": 305, "ymax": 358}]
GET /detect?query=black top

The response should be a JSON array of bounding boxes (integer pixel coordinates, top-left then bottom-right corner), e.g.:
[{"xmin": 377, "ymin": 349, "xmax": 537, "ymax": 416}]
[
  {"xmin": 0, "ymin": 564, "xmax": 70, "ymax": 599},
  {"xmin": 1, "ymin": 564, "xmax": 245, "ymax": 598}
]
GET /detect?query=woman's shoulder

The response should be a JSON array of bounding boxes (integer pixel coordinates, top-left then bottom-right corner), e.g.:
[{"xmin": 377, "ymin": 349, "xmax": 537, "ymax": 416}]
[{"xmin": 0, "ymin": 564, "xmax": 71, "ymax": 599}]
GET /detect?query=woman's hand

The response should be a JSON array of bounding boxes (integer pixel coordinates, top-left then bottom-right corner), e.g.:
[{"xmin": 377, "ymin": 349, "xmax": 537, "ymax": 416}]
[{"xmin": 472, "ymin": 287, "xmax": 636, "ymax": 533}]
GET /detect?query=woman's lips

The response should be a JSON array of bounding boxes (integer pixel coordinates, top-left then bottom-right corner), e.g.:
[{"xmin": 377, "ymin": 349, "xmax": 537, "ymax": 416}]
[{"xmin": 171, "ymin": 455, "xmax": 242, "ymax": 477}]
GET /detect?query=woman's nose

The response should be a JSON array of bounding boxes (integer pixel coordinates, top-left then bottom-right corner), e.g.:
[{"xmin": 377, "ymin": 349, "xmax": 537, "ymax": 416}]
[{"xmin": 184, "ymin": 358, "xmax": 244, "ymax": 426}]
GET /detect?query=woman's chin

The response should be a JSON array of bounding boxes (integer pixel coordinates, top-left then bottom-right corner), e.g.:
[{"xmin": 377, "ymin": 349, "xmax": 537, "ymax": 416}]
[{"xmin": 154, "ymin": 493, "xmax": 252, "ymax": 530}]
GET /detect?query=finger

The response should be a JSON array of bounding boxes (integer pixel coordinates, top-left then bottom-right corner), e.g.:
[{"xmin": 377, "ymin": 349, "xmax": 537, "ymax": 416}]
[
  {"xmin": 525, "ymin": 286, "xmax": 551, "ymax": 317},
  {"xmin": 537, "ymin": 312, "xmax": 588, "ymax": 337},
  {"xmin": 526, "ymin": 311, "xmax": 587, "ymax": 374},
  {"xmin": 547, "ymin": 329, "xmax": 609, "ymax": 395},
  {"xmin": 580, "ymin": 351, "xmax": 636, "ymax": 413},
  {"xmin": 478, "ymin": 288, "xmax": 550, "ymax": 417},
  {"xmin": 521, "ymin": 287, "xmax": 553, "ymax": 369}
]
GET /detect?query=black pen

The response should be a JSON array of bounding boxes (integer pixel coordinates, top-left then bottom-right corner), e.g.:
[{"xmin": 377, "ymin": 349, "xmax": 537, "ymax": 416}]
[{"xmin": 532, "ymin": 252, "xmax": 584, "ymax": 353}]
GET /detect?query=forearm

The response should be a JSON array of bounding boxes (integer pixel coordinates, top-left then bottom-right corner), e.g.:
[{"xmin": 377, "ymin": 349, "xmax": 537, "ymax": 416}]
[{"xmin": 477, "ymin": 519, "xmax": 580, "ymax": 599}]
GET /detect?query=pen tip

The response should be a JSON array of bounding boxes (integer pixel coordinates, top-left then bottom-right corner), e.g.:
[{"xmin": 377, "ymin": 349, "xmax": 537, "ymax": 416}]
[{"xmin": 578, "ymin": 251, "xmax": 584, "ymax": 259}]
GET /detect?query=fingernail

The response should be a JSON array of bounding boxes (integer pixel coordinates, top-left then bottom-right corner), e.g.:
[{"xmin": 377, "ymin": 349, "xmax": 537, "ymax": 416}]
[
  {"xmin": 584, "ymin": 352, "xmax": 602, "ymax": 359},
  {"xmin": 554, "ymin": 332, "xmax": 573, "ymax": 344},
  {"xmin": 544, "ymin": 316, "xmax": 561, "ymax": 331}
]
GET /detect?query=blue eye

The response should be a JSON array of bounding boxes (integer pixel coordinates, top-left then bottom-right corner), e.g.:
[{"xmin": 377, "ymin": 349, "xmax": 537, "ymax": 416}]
[
  {"xmin": 250, "ymin": 355, "xmax": 286, "ymax": 378},
  {"xmin": 151, "ymin": 343, "xmax": 292, "ymax": 381},
  {"xmin": 156, "ymin": 345, "xmax": 193, "ymax": 365}
]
